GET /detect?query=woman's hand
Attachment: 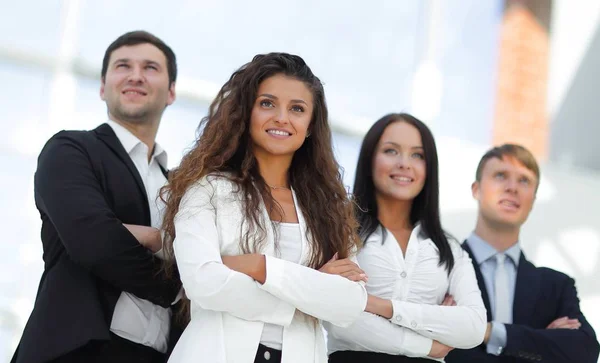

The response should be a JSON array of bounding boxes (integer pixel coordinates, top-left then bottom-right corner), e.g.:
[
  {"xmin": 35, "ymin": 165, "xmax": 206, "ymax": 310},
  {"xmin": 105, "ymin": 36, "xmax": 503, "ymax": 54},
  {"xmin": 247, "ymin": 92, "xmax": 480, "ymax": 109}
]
[
  {"xmin": 319, "ymin": 253, "xmax": 368, "ymax": 283},
  {"xmin": 441, "ymin": 293, "xmax": 457, "ymax": 306},
  {"xmin": 221, "ymin": 254, "xmax": 267, "ymax": 284}
]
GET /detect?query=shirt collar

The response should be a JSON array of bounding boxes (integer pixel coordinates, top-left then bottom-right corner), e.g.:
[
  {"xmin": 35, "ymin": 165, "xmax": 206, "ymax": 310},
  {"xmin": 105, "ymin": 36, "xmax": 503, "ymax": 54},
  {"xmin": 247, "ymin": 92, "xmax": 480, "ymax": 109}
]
[
  {"xmin": 466, "ymin": 232, "xmax": 521, "ymax": 267},
  {"xmin": 106, "ymin": 120, "xmax": 168, "ymax": 167}
]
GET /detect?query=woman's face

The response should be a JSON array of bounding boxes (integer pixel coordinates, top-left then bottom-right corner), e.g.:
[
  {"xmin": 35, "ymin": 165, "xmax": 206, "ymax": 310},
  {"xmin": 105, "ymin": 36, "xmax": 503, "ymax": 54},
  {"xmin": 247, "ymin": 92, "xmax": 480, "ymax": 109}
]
[
  {"xmin": 372, "ymin": 121, "xmax": 427, "ymax": 202},
  {"xmin": 249, "ymin": 73, "xmax": 313, "ymax": 160}
]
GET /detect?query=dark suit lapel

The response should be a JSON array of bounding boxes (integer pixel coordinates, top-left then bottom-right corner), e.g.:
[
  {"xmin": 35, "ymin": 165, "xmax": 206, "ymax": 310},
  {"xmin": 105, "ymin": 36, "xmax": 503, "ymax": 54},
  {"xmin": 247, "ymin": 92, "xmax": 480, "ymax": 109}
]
[
  {"xmin": 462, "ymin": 241, "xmax": 493, "ymax": 322},
  {"xmin": 513, "ymin": 253, "xmax": 539, "ymax": 325},
  {"xmin": 93, "ymin": 123, "xmax": 151, "ymax": 223}
]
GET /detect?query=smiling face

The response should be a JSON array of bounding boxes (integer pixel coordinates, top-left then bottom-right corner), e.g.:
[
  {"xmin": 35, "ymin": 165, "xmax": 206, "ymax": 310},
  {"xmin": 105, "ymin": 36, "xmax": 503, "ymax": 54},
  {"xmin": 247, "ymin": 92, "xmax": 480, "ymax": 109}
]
[
  {"xmin": 472, "ymin": 156, "xmax": 537, "ymax": 229},
  {"xmin": 249, "ymin": 73, "xmax": 314, "ymax": 160},
  {"xmin": 372, "ymin": 121, "xmax": 427, "ymax": 203},
  {"xmin": 100, "ymin": 43, "xmax": 175, "ymax": 125}
]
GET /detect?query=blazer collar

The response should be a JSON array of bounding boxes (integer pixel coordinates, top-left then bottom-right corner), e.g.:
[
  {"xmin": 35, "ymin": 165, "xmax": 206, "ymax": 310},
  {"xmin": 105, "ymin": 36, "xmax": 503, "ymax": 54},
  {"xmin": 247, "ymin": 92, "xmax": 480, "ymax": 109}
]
[
  {"xmin": 463, "ymin": 240, "xmax": 538, "ymax": 324},
  {"xmin": 513, "ymin": 253, "xmax": 539, "ymax": 324},
  {"xmin": 93, "ymin": 123, "xmax": 151, "ymax": 222},
  {"xmin": 462, "ymin": 241, "xmax": 493, "ymax": 322}
]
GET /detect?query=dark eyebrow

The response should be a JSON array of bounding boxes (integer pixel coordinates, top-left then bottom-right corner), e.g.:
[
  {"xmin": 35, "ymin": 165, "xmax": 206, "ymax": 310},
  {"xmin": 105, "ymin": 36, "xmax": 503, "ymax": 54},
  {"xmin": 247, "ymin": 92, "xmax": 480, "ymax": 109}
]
[
  {"xmin": 381, "ymin": 141, "xmax": 423, "ymax": 149},
  {"xmin": 258, "ymin": 93, "xmax": 308, "ymax": 105}
]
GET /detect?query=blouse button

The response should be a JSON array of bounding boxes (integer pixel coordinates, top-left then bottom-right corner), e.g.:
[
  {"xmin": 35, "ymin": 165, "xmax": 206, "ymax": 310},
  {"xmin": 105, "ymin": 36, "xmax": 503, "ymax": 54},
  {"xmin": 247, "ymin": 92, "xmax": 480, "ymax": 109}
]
[
  {"xmin": 400, "ymin": 271, "xmax": 407, "ymax": 278},
  {"xmin": 396, "ymin": 315, "xmax": 402, "ymax": 322},
  {"xmin": 411, "ymin": 321, "xmax": 418, "ymax": 328}
]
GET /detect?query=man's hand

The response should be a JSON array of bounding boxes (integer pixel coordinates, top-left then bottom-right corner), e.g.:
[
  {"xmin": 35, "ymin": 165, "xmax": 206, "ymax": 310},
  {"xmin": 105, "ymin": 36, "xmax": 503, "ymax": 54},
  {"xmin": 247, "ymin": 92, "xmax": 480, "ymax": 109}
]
[
  {"xmin": 546, "ymin": 316, "xmax": 581, "ymax": 330},
  {"xmin": 428, "ymin": 340, "xmax": 454, "ymax": 359},
  {"xmin": 123, "ymin": 224, "xmax": 162, "ymax": 253},
  {"xmin": 319, "ymin": 253, "xmax": 368, "ymax": 283}
]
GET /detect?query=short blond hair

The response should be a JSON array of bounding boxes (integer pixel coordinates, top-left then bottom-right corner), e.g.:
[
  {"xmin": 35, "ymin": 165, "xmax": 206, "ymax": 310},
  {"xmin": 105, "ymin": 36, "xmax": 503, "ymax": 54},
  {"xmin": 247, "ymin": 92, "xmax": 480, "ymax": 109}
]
[{"xmin": 475, "ymin": 144, "xmax": 540, "ymax": 185}]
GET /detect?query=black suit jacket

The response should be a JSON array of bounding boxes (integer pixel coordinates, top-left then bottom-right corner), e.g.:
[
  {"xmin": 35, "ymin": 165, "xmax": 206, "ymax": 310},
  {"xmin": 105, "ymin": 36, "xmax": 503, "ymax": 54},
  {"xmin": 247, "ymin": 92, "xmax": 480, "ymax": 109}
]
[
  {"xmin": 11, "ymin": 124, "xmax": 182, "ymax": 363},
  {"xmin": 446, "ymin": 242, "xmax": 599, "ymax": 363}
]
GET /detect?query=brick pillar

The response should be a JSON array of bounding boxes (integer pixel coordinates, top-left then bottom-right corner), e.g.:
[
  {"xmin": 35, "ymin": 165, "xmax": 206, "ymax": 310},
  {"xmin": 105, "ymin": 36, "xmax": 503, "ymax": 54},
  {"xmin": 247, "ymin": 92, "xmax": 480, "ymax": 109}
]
[{"xmin": 492, "ymin": 0, "xmax": 552, "ymax": 160}]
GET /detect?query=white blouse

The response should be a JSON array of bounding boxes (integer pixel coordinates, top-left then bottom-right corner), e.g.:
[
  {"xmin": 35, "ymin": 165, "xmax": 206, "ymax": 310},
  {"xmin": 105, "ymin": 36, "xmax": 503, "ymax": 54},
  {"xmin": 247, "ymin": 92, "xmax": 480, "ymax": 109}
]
[
  {"xmin": 325, "ymin": 224, "xmax": 486, "ymax": 361},
  {"xmin": 260, "ymin": 223, "xmax": 302, "ymax": 350}
]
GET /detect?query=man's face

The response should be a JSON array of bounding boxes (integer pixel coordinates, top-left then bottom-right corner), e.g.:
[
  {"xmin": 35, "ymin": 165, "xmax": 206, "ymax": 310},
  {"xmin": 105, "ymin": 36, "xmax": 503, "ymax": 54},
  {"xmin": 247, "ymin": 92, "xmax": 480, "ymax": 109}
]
[
  {"xmin": 472, "ymin": 156, "xmax": 537, "ymax": 229},
  {"xmin": 100, "ymin": 43, "xmax": 175, "ymax": 124}
]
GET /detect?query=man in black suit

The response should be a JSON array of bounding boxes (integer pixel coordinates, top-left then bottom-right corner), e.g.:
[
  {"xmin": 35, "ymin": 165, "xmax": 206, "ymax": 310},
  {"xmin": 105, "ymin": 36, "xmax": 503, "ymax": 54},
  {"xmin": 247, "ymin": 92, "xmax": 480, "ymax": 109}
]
[
  {"xmin": 446, "ymin": 144, "xmax": 599, "ymax": 363},
  {"xmin": 11, "ymin": 30, "xmax": 182, "ymax": 363}
]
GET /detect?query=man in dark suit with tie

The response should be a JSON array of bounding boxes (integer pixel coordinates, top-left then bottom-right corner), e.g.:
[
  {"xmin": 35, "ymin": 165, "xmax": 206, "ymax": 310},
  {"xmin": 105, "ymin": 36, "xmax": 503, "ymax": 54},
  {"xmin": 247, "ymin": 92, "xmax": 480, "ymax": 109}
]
[
  {"xmin": 11, "ymin": 30, "xmax": 182, "ymax": 363},
  {"xmin": 446, "ymin": 144, "xmax": 599, "ymax": 363}
]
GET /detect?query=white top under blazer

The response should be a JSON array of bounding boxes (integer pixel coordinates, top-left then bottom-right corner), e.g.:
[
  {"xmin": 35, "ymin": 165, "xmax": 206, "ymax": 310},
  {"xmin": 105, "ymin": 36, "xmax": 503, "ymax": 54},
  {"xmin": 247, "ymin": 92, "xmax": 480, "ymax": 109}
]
[
  {"xmin": 167, "ymin": 174, "xmax": 368, "ymax": 363},
  {"xmin": 325, "ymin": 225, "xmax": 486, "ymax": 361}
]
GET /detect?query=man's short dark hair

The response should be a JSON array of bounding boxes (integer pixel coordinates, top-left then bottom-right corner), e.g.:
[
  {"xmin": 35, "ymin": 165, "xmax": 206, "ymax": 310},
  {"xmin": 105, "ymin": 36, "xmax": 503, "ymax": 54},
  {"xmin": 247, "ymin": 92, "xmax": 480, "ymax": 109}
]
[{"xmin": 101, "ymin": 30, "xmax": 177, "ymax": 85}]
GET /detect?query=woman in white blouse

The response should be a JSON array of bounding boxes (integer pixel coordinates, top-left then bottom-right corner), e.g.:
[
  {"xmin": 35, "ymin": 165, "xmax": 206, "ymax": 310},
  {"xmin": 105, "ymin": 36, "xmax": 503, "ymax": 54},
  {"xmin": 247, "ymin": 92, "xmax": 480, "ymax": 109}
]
[
  {"xmin": 325, "ymin": 113, "xmax": 487, "ymax": 362},
  {"xmin": 158, "ymin": 53, "xmax": 369, "ymax": 363}
]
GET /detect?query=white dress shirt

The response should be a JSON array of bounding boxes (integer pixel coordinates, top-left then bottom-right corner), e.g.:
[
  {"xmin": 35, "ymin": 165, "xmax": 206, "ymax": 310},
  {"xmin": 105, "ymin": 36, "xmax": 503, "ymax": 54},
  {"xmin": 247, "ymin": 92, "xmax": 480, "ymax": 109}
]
[
  {"xmin": 326, "ymin": 225, "xmax": 486, "ymax": 361},
  {"xmin": 167, "ymin": 174, "xmax": 368, "ymax": 363},
  {"xmin": 106, "ymin": 120, "xmax": 172, "ymax": 353}
]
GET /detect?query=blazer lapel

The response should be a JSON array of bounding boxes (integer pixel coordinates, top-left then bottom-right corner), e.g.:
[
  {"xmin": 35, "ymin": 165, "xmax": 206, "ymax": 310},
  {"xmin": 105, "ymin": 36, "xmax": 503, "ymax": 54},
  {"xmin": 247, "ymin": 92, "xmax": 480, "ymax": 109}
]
[
  {"xmin": 513, "ymin": 253, "xmax": 539, "ymax": 325},
  {"xmin": 291, "ymin": 188, "xmax": 310, "ymax": 266},
  {"xmin": 463, "ymin": 241, "xmax": 493, "ymax": 322},
  {"xmin": 93, "ymin": 123, "xmax": 151, "ymax": 223}
]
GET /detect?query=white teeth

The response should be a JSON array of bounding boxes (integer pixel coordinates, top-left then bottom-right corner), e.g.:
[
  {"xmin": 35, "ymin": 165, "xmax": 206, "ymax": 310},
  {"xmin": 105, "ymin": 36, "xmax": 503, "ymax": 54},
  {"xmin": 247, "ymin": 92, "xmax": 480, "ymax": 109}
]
[
  {"xmin": 392, "ymin": 176, "xmax": 412, "ymax": 182},
  {"xmin": 124, "ymin": 91, "xmax": 144, "ymax": 95},
  {"xmin": 267, "ymin": 130, "xmax": 290, "ymax": 136}
]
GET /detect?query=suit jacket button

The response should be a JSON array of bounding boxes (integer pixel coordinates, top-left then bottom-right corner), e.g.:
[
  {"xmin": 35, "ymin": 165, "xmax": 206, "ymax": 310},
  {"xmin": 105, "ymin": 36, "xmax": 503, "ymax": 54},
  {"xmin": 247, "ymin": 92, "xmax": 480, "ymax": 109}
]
[{"xmin": 264, "ymin": 351, "xmax": 271, "ymax": 360}]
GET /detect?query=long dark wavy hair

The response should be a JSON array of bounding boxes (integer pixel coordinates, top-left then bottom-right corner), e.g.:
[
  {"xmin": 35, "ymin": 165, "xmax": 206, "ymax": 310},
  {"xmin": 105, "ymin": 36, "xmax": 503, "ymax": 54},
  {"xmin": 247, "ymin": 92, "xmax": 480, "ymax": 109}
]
[
  {"xmin": 160, "ymin": 53, "xmax": 360, "ymax": 323},
  {"xmin": 353, "ymin": 113, "xmax": 454, "ymax": 272}
]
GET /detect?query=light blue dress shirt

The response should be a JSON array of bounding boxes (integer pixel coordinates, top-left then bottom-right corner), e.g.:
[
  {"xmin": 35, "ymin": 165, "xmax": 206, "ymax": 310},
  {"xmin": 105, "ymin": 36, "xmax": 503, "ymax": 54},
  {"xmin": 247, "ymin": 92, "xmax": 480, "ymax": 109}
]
[{"xmin": 466, "ymin": 233, "xmax": 521, "ymax": 356}]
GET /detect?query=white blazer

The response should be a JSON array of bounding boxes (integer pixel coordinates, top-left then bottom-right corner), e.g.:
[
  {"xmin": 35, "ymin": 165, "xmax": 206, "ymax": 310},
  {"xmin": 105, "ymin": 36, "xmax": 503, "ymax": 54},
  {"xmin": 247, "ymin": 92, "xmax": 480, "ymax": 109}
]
[{"xmin": 168, "ymin": 174, "xmax": 368, "ymax": 363}]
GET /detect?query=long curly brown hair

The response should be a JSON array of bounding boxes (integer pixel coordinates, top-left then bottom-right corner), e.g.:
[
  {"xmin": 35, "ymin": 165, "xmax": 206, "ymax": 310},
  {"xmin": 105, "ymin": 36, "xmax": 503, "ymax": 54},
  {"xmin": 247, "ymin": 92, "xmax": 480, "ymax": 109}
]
[{"xmin": 160, "ymin": 52, "xmax": 360, "ymax": 324}]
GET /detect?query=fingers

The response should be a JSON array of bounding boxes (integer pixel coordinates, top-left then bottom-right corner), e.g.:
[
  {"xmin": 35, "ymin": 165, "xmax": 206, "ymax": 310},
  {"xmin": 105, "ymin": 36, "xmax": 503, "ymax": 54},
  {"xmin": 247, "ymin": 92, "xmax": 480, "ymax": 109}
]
[
  {"xmin": 323, "ymin": 259, "xmax": 365, "ymax": 276},
  {"xmin": 341, "ymin": 271, "xmax": 368, "ymax": 283},
  {"xmin": 441, "ymin": 294, "xmax": 457, "ymax": 306},
  {"xmin": 547, "ymin": 317, "xmax": 581, "ymax": 329}
]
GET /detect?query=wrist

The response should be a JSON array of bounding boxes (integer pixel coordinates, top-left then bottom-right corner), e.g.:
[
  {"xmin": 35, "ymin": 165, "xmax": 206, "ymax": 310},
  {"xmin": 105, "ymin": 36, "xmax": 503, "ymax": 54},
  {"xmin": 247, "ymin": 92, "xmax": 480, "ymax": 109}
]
[
  {"xmin": 484, "ymin": 322, "xmax": 492, "ymax": 344},
  {"xmin": 366, "ymin": 295, "xmax": 393, "ymax": 318},
  {"xmin": 251, "ymin": 254, "xmax": 267, "ymax": 284}
]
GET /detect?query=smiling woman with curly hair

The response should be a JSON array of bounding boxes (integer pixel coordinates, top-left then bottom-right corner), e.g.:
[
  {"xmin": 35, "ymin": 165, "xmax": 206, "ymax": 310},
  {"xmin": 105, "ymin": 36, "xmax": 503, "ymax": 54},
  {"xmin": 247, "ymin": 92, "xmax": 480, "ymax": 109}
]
[{"xmin": 160, "ymin": 52, "xmax": 369, "ymax": 363}]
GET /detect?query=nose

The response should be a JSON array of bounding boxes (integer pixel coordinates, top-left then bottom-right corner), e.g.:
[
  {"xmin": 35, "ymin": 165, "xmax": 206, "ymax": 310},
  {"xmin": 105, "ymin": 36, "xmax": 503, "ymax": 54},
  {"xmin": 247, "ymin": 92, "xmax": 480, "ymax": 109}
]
[
  {"xmin": 274, "ymin": 107, "xmax": 290, "ymax": 124},
  {"xmin": 505, "ymin": 178, "xmax": 518, "ymax": 194},
  {"xmin": 396, "ymin": 155, "xmax": 411, "ymax": 169},
  {"xmin": 127, "ymin": 65, "xmax": 144, "ymax": 83}
]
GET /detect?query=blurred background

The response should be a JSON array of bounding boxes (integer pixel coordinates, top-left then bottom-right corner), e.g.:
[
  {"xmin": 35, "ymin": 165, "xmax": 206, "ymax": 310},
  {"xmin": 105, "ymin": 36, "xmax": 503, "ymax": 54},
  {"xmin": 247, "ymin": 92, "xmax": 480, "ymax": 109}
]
[{"xmin": 1, "ymin": 0, "xmax": 599, "ymax": 360}]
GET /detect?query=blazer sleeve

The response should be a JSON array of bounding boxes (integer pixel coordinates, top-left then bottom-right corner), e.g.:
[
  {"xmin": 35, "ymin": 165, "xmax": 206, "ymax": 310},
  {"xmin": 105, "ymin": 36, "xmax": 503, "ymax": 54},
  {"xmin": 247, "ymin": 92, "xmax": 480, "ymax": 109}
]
[
  {"xmin": 502, "ymin": 277, "xmax": 600, "ymax": 363},
  {"xmin": 259, "ymin": 253, "xmax": 368, "ymax": 327},
  {"xmin": 389, "ymin": 246, "xmax": 487, "ymax": 348},
  {"xmin": 324, "ymin": 312, "xmax": 433, "ymax": 358},
  {"xmin": 173, "ymin": 178, "xmax": 296, "ymax": 326},
  {"xmin": 34, "ymin": 133, "xmax": 181, "ymax": 307}
]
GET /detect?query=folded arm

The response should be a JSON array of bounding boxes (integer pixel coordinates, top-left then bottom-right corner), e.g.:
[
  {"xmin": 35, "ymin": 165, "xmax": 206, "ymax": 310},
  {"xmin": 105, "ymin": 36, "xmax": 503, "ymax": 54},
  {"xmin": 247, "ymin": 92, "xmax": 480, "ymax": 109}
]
[
  {"xmin": 35, "ymin": 133, "xmax": 180, "ymax": 307},
  {"xmin": 502, "ymin": 277, "xmax": 600, "ymax": 363},
  {"xmin": 173, "ymin": 179, "xmax": 295, "ymax": 326},
  {"xmin": 324, "ymin": 312, "xmax": 433, "ymax": 358},
  {"xmin": 383, "ymin": 248, "xmax": 487, "ymax": 348}
]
